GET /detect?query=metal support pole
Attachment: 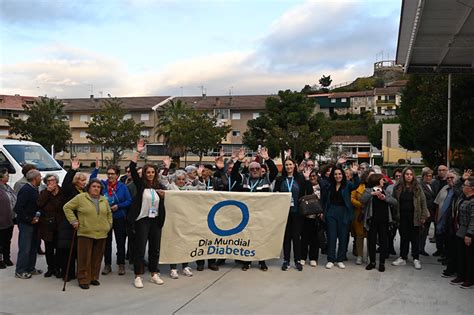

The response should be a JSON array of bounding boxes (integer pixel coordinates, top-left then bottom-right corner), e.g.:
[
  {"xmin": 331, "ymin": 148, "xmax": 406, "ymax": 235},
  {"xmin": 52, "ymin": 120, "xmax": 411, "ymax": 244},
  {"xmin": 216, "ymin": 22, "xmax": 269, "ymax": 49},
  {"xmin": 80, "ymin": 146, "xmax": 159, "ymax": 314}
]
[{"xmin": 447, "ymin": 74, "xmax": 451, "ymax": 169}]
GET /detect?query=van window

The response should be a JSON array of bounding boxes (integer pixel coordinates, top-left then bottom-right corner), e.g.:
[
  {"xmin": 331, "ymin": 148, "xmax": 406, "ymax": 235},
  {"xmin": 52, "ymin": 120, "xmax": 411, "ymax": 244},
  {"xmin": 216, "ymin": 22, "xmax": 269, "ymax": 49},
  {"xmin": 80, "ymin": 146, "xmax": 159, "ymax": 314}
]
[
  {"xmin": 0, "ymin": 151, "xmax": 16, "ymax": 174},
  {"xmin": 3, "ymin": 145, "xmax": 62, "ymax": 171}
]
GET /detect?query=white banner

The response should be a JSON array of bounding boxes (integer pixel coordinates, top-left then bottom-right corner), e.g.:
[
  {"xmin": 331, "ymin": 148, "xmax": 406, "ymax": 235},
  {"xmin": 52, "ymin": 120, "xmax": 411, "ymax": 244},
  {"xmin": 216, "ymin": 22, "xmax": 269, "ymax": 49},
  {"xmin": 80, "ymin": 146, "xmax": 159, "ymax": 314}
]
[{"xmin": 159, "ymin": 191, "xmax": 291, "ymax": 264}]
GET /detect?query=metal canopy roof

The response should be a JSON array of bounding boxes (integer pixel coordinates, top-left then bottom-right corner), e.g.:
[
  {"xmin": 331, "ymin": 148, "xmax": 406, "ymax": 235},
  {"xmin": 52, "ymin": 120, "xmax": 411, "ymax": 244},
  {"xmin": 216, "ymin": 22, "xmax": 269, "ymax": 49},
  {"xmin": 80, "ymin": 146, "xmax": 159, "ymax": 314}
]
[{"xmin": 396, "ymin": 0, "xmax": 474, "ymax": 73}]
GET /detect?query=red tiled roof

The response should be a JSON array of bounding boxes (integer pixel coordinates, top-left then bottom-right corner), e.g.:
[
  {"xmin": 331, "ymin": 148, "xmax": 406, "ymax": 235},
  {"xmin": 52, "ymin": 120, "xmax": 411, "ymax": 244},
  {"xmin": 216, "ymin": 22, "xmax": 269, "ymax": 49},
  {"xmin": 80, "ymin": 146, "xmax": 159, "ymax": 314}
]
[
  {"xmin": 0, "ymin": 95, "xmax": 37, "ymax": 110},
  {"xmin": 61, "ymin": 96, "xmax": 171, "ymax": 112},
  {"xmin": 156, "ymin": 95, "xmax": 272, "ymax": 111},
  {"xmin": 374, "ymin": 87, "xmax": 402, "ymax": 95}
]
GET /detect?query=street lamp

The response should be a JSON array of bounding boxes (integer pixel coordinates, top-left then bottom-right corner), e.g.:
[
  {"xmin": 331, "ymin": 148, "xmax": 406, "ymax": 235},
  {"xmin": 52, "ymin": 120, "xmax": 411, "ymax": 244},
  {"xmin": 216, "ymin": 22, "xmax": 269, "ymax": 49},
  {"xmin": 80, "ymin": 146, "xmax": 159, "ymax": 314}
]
[{"xmin": 290, "ymin": 130, "xmax": 299, "ymax": 158}]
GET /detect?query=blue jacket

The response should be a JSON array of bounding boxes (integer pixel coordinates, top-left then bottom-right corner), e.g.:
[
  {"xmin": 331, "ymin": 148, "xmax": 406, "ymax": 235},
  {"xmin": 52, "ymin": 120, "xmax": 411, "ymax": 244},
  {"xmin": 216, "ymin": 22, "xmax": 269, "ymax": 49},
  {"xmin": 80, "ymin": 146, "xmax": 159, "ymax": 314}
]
[
  {"xmin": 14, "ymin": 183, "xmax": 40, "ymax": 225},
  {"xmin": 90, "ymin": 168, "xmax": 132, "ymax": 220},
  {"xmin": 320, "ymin": 174, "xmax": 360, "ymax": 224}
]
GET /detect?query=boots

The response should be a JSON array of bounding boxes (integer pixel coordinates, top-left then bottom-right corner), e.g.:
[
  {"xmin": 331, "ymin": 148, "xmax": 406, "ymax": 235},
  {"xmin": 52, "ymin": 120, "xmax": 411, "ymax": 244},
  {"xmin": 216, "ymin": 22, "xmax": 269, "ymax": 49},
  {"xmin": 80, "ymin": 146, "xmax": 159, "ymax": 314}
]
[
  {"xmin": 101, "ymin": 264, "xmax": 112, "ymax": 275},
  {"xmin": 118, "ymin": 264, "xmax": 126, "ymax": 275}
]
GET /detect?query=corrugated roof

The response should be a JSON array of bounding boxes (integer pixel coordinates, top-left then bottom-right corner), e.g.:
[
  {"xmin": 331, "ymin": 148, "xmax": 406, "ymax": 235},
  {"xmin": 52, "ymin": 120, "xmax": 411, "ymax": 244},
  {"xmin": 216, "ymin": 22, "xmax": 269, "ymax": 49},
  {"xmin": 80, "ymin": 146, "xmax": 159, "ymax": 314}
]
[{"xmin": 331, "ymin": 135, "xmax": 370, "ymax": 143}]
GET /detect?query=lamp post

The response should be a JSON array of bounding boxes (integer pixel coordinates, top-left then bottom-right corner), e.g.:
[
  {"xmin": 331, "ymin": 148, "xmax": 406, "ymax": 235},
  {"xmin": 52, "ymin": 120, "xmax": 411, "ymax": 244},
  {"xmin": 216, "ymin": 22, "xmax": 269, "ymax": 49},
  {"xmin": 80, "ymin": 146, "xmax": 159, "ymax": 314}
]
[{"xmin": 290, "ymin": 130, "xmax": 299, "ymax": 159}]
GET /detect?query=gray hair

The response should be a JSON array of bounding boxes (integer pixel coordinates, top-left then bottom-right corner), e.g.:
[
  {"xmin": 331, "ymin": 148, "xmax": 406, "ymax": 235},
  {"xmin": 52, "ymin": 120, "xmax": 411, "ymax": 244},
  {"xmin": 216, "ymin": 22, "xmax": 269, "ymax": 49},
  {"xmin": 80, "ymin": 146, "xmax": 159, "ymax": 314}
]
[
  {"xmin": 26, "ymin": 169, "xmax": 41, "ymax": 182},
  {"xmin": 448, "ymin": 170, "xmax": 459, "ymax": 181},
  {"xmin": 173, "ymin": 170, "xmax": 187, "ymax": 182},
  {"xmin": 43, "ymin": 173, "xmax": 59, "ymax": 185},
  {"xmin": 421, "ymin": 167, "xmax": 433, "ymax": 178}
]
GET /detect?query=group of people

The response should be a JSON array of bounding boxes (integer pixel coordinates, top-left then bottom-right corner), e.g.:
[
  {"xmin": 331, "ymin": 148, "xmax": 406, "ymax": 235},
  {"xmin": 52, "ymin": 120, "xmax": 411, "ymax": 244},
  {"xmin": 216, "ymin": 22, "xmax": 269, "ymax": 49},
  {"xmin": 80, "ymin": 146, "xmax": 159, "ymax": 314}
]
[{"xmin": 0, "ymin": 140, "xmax": 473, "ymax": 290}]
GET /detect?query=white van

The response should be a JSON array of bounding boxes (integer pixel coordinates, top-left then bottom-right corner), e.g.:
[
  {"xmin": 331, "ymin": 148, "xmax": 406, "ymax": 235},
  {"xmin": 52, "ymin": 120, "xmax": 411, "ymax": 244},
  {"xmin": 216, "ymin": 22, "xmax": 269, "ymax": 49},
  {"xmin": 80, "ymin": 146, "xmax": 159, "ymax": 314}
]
[{"xmin": 0, "ymin": 139, "xmax": 67, "ymax": 188}]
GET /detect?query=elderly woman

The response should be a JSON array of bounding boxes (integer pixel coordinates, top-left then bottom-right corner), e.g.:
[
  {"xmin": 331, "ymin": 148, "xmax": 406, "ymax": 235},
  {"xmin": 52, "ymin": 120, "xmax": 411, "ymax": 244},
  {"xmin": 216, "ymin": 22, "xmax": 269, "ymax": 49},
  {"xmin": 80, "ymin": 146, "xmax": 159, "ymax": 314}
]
[
  {"xmin": 301, "ymin": 170, "xmax": 322, "ymax": 267},
  {"xmin": 0, "ymin": 168, "xmax": 16, "ymax": 268},
  {"xmin": 64, "ymin": 178, "xmax": 112, "ymax": 290},
  {"xmin": 37, "ymin": 174, "xmax": 63, "ymax": 278},
  {"xmin": 159, "ymin": 165, "xmax": 204, "ymax": 279},
  {"xmin": 57, "ymin": 159, "xmax": 88, "ymax": 281}
]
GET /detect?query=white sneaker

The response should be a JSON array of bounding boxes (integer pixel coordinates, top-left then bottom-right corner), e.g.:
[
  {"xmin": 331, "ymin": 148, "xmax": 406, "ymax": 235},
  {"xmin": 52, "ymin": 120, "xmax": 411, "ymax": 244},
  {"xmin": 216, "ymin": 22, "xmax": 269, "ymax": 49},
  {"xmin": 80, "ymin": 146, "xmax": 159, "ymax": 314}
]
[
  {"xmin": 336, "ymin": 262, "xmax": 346, "ymax": 269},
  {"xmin": 170, "ymin": 269, "xmax": 179, "ymax": 279},
  {"xmin": 300, "ymin": 260, "xmax": 306, "ymax": 266},
  {"xmin": 150, "ymin": 273, "xmax": 164, "ymax": 285},
  {"xmin": 310, "ymin": 260, "xmax": 317, "ymax": 267},
  {"xmin": 134, "ymin": 276, "xmax": 144, "ymax": 288},
  {"xmin": 413, "ymin": 259, "xmax": 422, "ymax": 270},
  {"xmin": 182, "ymin": 267, "xmax": 193, "ymax": 277},
  {"xmin": 392, "ymin": 257, "xmax": 407, "ymax": 266},
  {"xmin": 355, "ymin": 256, "xmax": 363, "ymax": 265},
  {"xmin": 325, "ymin": 262, "xmax": 334, "ymax": 269}
]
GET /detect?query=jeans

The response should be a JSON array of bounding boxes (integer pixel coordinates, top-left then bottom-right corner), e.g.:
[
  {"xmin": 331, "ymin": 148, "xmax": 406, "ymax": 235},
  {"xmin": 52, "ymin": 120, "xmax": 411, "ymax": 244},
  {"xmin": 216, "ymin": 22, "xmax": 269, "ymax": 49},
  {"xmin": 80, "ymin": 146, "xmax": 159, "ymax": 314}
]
[
  {"xmin": 104, "ymin": 217, "xmax": 127, "ymax": 265},
  {"xmin": 16, "ymin": 223, "xmax": 40, "ymax": 274},
  {"xmin": 134, "ymin": 217, "xmax": 161, "ymax": 275},
  {"xmin": 283, "ymin": 212, "xmax": 303, "ymax": 262},
  {"xmin": 326, "ymin": 205, "xmax": 349, "ymax": 263}
]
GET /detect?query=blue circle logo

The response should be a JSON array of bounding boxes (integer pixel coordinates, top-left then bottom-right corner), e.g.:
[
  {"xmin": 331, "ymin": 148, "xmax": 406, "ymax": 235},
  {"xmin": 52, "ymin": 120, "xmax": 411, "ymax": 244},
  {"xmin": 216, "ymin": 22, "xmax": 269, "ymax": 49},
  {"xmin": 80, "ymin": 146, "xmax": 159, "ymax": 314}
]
[{"xmin": 207, "ymin": 200, "xmax": 249, "ymax": 236}]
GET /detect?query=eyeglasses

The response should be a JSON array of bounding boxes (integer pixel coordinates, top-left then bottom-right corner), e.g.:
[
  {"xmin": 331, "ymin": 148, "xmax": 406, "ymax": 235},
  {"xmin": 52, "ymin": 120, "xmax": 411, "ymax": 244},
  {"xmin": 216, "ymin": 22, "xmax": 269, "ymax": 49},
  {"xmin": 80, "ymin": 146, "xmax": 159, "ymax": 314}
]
[
  {"xmin": 107, "ymin": 173, "xmax": 117, "ymax": 176},
  {"xmin": 249, "ymin": 167, "xmax": 261, "ymax": 171},
  {"xmin": 447, "ymin": 177, "xmax": 455, "ymax": 179}
]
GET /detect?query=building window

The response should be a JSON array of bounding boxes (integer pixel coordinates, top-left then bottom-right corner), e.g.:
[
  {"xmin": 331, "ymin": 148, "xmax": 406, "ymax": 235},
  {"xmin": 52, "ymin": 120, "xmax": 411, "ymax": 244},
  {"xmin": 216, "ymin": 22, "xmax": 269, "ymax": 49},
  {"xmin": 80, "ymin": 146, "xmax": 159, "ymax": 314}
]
[
  {"xmin": 231, "ymin": 113, "xmax": 241, "ymax": 120},
  {"xmin": 140, "ymin": 113, "xmax": 149, "ymax": 121},
  {"xmin": 123, "ymin": 114, "xmax": 132, "ymax": 120},
  {"xmin": 360, "ymin": 107, "xmax": 366, "ymax": 113},
  {"xmin": 80, "ymin": 131, "xmax": 88, "ymax": 138},
  {"xmin": 140, "ymin": 130, "xmax": 150, "ymax": 137},
  {"xmin": 0, "ymin": 129, "xmax": 8, "ymax": 136},
  {"xmin": 386, "ymin": 130, "xmax": 392, "ymax": 147},
  {"xmin": 341, "ymin": 98, "xmax": 347, "ymax": 103},
  {"xmin": 331, "ymin": 98, "xmax": 336, "ymax": 103},
  {"xmin": 80, "ymin": 115, "xmax": 89, "ymax": 122},
  {"xmin": 252, "ymin": 113, "xmax": 260, "ymax": 119},
  {"xmin": 214, "ymin": 109, "xmax": 230, "ymax": 120},
  {"xmin": 232, "ymin": 130, "xmax": 241, "ymax": 137}
]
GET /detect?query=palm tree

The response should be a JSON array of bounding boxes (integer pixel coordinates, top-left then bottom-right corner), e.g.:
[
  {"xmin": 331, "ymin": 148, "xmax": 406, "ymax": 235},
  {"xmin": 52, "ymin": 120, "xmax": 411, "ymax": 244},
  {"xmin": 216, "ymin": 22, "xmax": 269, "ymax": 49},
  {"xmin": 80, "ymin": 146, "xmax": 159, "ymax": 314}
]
[{"xmin": 156, "ymin": 99, "xmax": 193, "ymax": 164}]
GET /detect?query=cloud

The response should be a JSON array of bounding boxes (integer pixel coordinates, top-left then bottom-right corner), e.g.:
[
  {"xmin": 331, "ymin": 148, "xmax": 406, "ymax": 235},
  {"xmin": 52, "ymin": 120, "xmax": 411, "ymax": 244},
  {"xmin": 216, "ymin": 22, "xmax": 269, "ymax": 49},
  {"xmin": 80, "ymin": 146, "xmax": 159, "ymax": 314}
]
[{"xmin": 1, "ymin": 0, "xmax": 401, "ymax": 98}]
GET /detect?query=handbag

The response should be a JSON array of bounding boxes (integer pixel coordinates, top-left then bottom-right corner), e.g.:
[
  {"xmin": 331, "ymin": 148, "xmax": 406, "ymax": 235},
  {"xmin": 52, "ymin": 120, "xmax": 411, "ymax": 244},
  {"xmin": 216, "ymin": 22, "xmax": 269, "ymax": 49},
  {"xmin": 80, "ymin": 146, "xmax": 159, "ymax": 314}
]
[{"xmin": 298, "ymin": 194, "xmax": 323, "ymax": 217}]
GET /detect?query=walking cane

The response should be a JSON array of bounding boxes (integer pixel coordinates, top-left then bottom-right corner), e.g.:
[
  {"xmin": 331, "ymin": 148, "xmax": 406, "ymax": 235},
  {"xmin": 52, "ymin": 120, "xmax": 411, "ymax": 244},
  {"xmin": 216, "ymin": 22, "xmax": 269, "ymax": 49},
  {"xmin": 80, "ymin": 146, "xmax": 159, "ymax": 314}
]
[{"xmin": 62, "ymin": 229, "xmax": 77, "ymax": 292}]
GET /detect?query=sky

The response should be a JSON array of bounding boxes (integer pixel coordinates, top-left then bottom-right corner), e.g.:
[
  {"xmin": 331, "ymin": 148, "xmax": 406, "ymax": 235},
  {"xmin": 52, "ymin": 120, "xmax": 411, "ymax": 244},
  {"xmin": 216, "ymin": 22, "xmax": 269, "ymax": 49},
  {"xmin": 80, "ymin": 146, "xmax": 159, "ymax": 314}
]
[{"xmin": 0, "ymin": 0, "xmax": 402, "ymax": 98}]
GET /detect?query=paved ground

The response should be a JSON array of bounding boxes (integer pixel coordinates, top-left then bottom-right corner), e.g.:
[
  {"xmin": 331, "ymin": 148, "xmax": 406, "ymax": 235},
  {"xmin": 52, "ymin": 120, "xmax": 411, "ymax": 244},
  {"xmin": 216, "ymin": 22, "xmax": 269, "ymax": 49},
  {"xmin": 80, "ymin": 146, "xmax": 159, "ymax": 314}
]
[{"xmin": 0, "ymin": 227, "xmax": 471, "ymax": 315}]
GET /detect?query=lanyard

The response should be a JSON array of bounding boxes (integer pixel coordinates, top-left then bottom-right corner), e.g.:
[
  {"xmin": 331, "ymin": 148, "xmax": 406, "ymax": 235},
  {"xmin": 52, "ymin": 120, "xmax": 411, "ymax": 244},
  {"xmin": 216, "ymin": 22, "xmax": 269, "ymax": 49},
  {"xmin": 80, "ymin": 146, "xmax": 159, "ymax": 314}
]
[
  {"xmin": 286, "ymin": 177, "xmax": 294, "ymax": 192},
  {"xmin": 249, "ymin": 179, "xmax": 261, "ymax": 192},
  {"xmin": 228, "ymin": 176, "xmax": 236, "ymax": 191},
  {"xmin": 150, "ymin": 189, "xmax": 156, "ymax": 207},
  {"xmin": 206, "ymin": 178, "xmax": 212, "ymax": 191}
]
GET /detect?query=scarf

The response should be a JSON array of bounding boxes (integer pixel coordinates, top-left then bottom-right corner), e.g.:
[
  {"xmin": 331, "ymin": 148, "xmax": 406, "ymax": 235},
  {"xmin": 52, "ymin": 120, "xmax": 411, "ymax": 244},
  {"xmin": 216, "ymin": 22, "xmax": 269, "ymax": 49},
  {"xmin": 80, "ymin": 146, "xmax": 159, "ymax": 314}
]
[{"xmin": 108, "ymin": 181, "xmax": 117, "ymax": 197}]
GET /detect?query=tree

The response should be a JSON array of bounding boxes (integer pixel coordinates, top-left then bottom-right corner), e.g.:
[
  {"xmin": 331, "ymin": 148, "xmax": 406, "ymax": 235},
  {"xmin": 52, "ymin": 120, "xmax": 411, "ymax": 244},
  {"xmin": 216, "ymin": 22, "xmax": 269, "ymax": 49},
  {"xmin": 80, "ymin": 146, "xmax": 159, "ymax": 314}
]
[
  {"xmin": 86, "ymin": 97, "xmax": 144, "ymax": 165},
  {"xmin": 399, "ymin": 74, "xmax": 474, "ymax": 167},
  {"xmin": 156, "ymin": 99, "xmax": 194, "ymax": 161},
  {"xmin": 7, "ymin": 97, "xmax": 71, "ymax": 154},
  {"xmin": 367, "ymin": 117, "xmax": 399, "ymax": 150},
  {"xmin": 243, "ymin": 90, "xmax": 331, "ymax": 161},
  {"xmin": 319, "ymin": 75, "xmax": 332, "ymax": 92},
  {"xmin": 186, "ymin": 111, "xmax": 232, "ymax": 163}
]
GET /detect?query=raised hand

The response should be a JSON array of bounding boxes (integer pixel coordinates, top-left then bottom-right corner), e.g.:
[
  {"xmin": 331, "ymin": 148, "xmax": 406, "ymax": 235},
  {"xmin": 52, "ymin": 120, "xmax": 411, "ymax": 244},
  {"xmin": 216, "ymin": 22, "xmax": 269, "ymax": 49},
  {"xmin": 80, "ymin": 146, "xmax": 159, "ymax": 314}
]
[
  {"xmin": 231, "ymin": 149, "xmax": 238, "ymax": 161},
  {"xmin": 215, "ymin": 157, "xmax": 225, "ymax": 170},
  {"xmin": 219, "ymin": 147, "xmax": 225, "ymax": 158},
  {"xmin": 462, "ymin": 169, "xmax": 472, "ymax": 180},
  {"xmin": 351, "ymin": 162, "xmax": 359, "ymax": 173},
  {"xmin": 260, "ymin": 147, "xmax": 269, "ymax": 160},
  {"xmin": 197, "ymin": 165, "xmax": 204, "ymax": 177},
  {"xmin": 71, "ymin": 158, "xmax": 80, "ymax": 170},
  {"xmin": 303, "ymin": 167, "xmax": 311, "ymax": 180},
  {"xmin": 162, "ymin": 156, "xmax": 171, "ymax": 169},
  {"xmin": 95, "ymin": 157, "xmax": 101, "ymax": 169},
  {"xmin": 137, "ymin": 138, "xmax": 145, "ymax": 153},
  {"xmin": 238, "ymin": 147, "xmax": 246, "ymax": 161},
  {"xmin": 337, "ymin": 157, "xmax": 347, "ymax": 166}
]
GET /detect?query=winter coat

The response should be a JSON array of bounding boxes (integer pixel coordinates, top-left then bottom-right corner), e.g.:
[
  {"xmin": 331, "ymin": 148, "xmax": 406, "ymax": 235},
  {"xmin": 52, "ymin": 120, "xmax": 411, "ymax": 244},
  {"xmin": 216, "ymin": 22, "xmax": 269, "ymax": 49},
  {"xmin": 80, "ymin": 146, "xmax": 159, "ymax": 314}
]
[
  {"xmin": 63, "ymin": 193, "xmax": 112, "ymax": 239},
  {"xmin": 392, "ymin": 184, "xmax": 430, "ymax": 226},
  {"xmin": 456, "ymin": 195, "xmax": 474, "ymax": 238},
  {"xmin": 231, "ymin": 159, "xmax": 278, "ymax": 192},
  {"xmin": 37, "ymin": 187, "xmax": 64, "ymax": 242},
  {"xmin": 360, "ymin": 188, "xmax": 398, "ymax": 230},
  {"xmin": 14, "ymin": 183, "xmax": 39, "ymax": 225},
  {"xmin": 0, "ymin": 189, "xmax": 14, "ymax": 229},
  {"xmin": 351, "ymin": 183, "xmax": 366, "ymax": 236}
]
